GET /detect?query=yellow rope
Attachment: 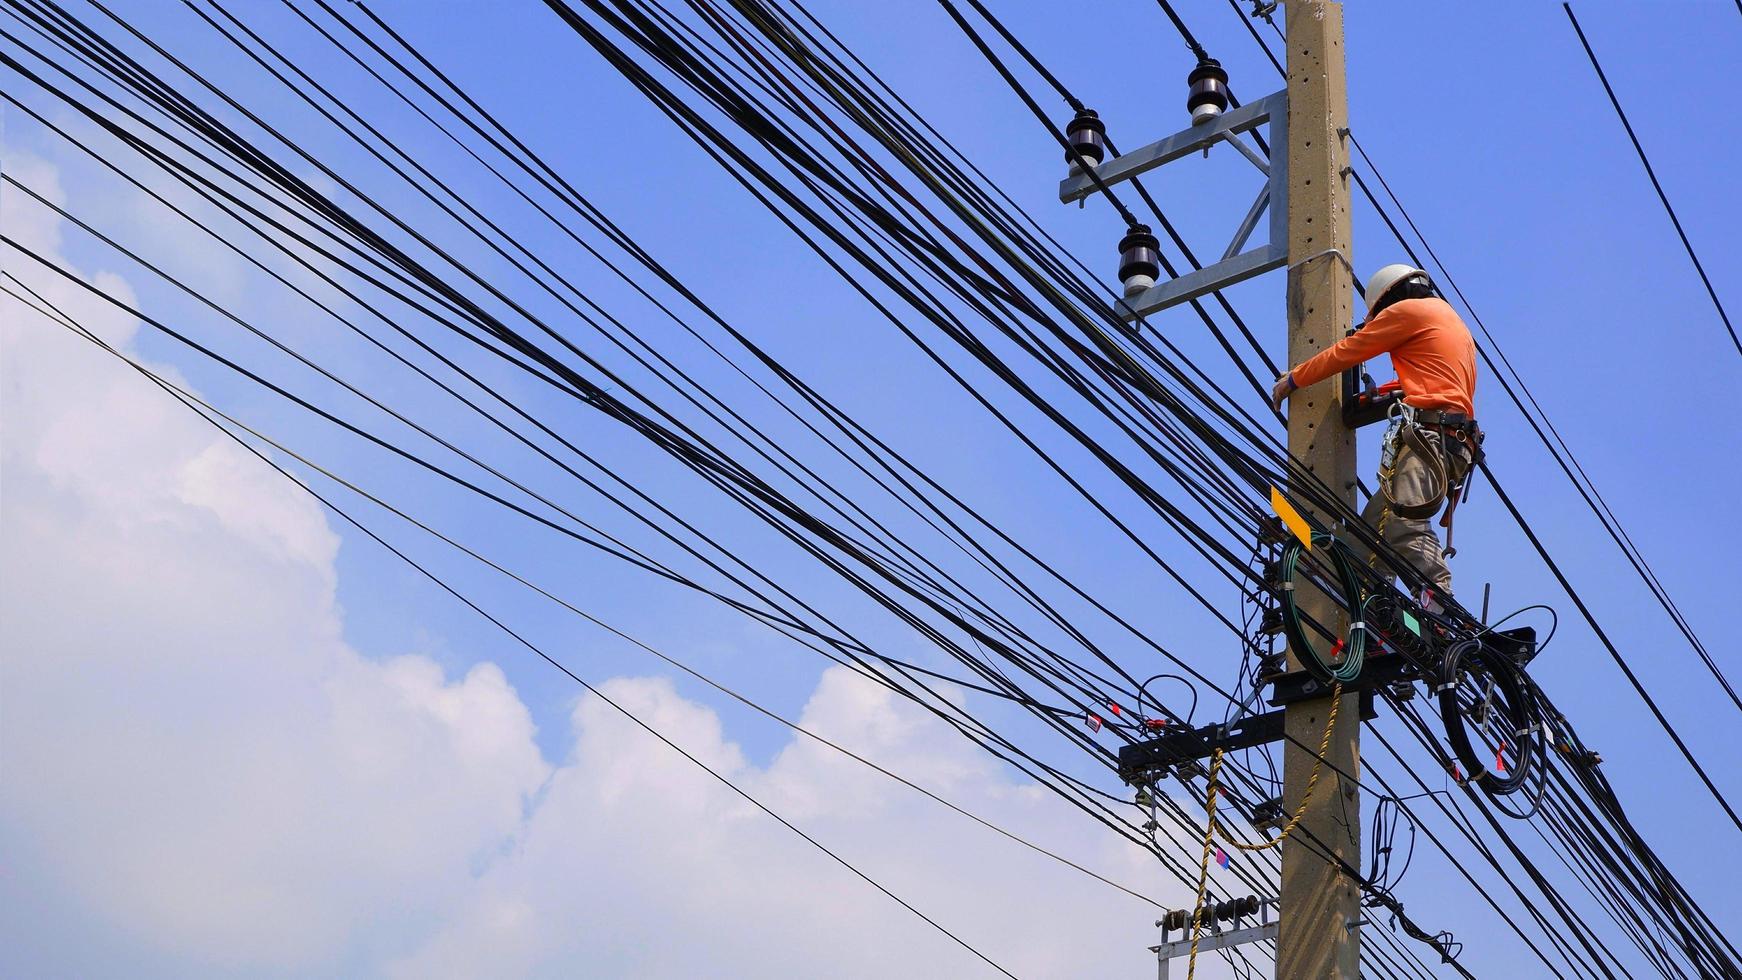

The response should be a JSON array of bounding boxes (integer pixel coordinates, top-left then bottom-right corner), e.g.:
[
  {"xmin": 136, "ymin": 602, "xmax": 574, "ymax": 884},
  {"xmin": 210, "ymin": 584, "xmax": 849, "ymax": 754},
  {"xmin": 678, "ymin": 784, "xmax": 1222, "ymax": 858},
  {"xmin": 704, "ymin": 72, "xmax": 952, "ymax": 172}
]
[
  {"xmin": 1218, "ymin": 680, "xmax": 1343, "ymax": 852},
  {"xmin": 1186, "ymin": 683, "xmax": 1343, "ymax": 979},
  {"xmin": 1368, "ymin": 453, "xmax": 1393, "ymax": 571},
  {"xmin": 1186, "ymin": 758, "xmax": 1222, "ymax": 978},
  {"xmin": 1369, "ymin": 504, "xmax": 1390, "ymax": 571}
]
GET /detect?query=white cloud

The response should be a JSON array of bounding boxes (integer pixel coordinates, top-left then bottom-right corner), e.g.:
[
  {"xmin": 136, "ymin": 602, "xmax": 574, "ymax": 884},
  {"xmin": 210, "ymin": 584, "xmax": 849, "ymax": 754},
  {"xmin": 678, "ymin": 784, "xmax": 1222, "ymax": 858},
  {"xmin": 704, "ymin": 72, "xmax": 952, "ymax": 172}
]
[
  {"xmin": 2, "ymin": 150, "xmax": 550, "ymax": 973},
  {"xmin": 388, "ymin": 669, "xmax": 1185, "ymax": 980},
  {"xmin": 2, "ymin": 151, "xmax": 1233, "ymax": 978}
]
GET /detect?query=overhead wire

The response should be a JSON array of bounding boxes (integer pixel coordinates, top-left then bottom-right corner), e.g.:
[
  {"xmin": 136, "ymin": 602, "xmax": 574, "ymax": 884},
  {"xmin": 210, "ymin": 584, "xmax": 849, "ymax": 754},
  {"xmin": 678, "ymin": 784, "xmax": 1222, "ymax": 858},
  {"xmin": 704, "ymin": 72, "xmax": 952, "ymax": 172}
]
[
  {"xmin": 1227, "ymin": 0, "xmax": 1742, "ymax": 731},
  {"xmin": 5, "ymin": 271, "xmax": 1173, "ymax": 917},
  {"xmin": 898, "ymin": 7, "xmax": 1630, "ymax": 967},
  {"xmin": 0, "ymin": 13, "xmax": 1212, "ymax": 866},
  {"xmin": 0, "ymin": 1, "xmax": 1323, "ymax": 967},
  {"xmin": 1562, "ymin": 2, "xmax": 1738, "ymax": 358},
  {"xmin": 10, "ymin": 1, "xmax": 1728, "ymax": 974},
  {"xmin": 0, "ymin": 285, "xmax": 1022, "ymax": 980}
]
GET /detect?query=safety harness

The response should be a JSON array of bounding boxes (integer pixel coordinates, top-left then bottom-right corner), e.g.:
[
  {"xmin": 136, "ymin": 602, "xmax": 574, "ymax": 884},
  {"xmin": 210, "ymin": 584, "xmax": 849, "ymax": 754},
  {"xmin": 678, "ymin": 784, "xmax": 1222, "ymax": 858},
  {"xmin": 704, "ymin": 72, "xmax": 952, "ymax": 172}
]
[{"xmin": 1378, "ymin": 403, "xmax": 1486, "ymax": 557}]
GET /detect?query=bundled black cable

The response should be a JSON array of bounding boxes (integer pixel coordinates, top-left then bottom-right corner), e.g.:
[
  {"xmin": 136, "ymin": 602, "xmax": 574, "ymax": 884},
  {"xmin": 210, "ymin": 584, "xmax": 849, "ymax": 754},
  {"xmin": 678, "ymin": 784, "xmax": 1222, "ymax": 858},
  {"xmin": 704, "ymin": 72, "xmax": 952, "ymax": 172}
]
[
  {"xmin": 1436, "ymin": 638, "xmax": 1542, "ymax": 799},
  {"xmin": 10, "ymin": 0, "xmax": 1739, "ymax": 974}
]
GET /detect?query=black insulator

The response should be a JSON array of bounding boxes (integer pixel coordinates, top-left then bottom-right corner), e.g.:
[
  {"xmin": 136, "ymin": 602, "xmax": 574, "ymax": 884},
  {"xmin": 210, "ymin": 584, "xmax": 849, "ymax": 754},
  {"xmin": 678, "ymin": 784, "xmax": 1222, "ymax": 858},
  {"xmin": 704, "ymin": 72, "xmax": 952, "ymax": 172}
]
[
  {"xmin": 1117, "ymin": 224, "xmax": 1161, "ymax": 297},
  {"xmin": 1064, "ymin": 108, "xmax": 1106, "ymax": 170},
  {"xmin": 1187, "ymin": 57, "xmax": 1230, "ymax": 124},
  {"xmin": 1258, "ymin": 607, "xmax": 1284, "ymax": 636},
  {"xmin": 1163, "ymin": 908, "xmax": 1189, "ymax": 931}
]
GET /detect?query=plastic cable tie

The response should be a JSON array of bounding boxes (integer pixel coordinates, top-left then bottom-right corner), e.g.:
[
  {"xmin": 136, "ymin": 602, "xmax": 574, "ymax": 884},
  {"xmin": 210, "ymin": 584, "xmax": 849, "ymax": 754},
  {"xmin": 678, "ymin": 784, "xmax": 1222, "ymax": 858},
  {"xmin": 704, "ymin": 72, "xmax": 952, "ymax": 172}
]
[{"xmin": 1349, "ymin": 621, "xmax": 1366, "ymax": 633}]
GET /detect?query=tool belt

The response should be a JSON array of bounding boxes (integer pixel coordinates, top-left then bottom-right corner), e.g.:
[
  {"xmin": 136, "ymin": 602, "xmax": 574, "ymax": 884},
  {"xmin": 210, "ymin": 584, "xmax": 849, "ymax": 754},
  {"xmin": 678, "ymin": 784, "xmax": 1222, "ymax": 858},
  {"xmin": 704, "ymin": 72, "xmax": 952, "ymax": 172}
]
[{"xmin": 1409, "ymin": 407, "xmax": 1476, "ymax": 431}]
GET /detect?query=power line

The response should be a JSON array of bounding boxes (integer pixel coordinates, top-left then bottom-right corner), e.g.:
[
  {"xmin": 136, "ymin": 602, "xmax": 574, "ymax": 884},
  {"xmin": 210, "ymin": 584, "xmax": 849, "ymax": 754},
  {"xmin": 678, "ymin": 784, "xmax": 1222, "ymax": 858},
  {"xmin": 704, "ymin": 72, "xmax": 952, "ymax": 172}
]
[
  {"xmin": 3, "ymin": 282, "xmax": 1023, "ymax": 979},
  {"xmin": 11, "ymin": 2, "xmax": 1733, "ymax": 974},
  {"xmin": 0, "ymin": 7, "xmax": 1212, "ymax": 852},
  {"xmin": 1212, "ymin": 0, "xmax": 1742, "ymax": 816},
  {"xmin": 6, "ymin": 270, "xmax": 1170, "ymax": 915},
  {"xmin": 3, "ymin": 5, "xmax": 1309, "ymax": 967},
  {"xmin": 1224, "ymin": 0, "xmax": 1742, "ymax": 724},
  {"xmin": 1563, "ymin": 2, "xmax": 1739, "ymax": 358}
]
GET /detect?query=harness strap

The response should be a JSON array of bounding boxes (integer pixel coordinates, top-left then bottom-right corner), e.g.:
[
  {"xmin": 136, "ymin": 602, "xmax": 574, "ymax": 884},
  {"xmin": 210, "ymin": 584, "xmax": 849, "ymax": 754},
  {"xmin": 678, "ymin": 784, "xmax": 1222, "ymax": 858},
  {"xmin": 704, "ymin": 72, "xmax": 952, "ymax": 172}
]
[
  {"xmin": 1382, "ymin": 413, "xmax": 1449, "ymax": 520},
  {"xmin": 1438, "ymin": 427, "xmax": 1483, "ymax": 558}
]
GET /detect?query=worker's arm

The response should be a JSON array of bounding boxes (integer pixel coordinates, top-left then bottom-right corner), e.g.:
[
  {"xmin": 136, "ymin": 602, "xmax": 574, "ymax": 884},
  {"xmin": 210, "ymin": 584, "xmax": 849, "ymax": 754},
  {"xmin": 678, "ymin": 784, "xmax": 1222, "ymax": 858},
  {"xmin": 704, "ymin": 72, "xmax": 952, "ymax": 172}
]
[{"xmin": 1287, "ymin": 304, "xmax": 1421, "ymax": 390}]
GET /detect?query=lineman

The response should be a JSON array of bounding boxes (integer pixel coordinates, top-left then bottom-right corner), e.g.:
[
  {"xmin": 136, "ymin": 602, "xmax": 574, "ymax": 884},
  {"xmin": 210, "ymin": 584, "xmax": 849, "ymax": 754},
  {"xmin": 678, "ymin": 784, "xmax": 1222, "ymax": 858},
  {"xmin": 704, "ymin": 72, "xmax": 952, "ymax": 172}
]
[{"xmin": 1270, "ymin": 264, "xmax": 1482, "ymax": 610}]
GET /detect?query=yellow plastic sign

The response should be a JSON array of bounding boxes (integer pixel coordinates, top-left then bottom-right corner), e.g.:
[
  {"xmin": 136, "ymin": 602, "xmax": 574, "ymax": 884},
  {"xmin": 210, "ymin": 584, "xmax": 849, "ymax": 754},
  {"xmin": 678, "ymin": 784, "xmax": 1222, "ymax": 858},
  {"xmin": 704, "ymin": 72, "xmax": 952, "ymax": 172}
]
[{"xmin": 1270, "ymin": 485, "xmax": 1313, "ymax": 551}]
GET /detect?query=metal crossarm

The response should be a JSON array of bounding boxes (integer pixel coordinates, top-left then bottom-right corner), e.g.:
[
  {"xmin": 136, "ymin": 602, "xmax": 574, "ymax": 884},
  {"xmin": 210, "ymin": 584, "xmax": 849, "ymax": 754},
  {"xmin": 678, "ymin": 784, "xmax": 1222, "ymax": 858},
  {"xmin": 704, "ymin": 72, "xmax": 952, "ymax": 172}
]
[{"xmin": 1058, "ymin": 89, "xmax": 1289, "ymax": 320}]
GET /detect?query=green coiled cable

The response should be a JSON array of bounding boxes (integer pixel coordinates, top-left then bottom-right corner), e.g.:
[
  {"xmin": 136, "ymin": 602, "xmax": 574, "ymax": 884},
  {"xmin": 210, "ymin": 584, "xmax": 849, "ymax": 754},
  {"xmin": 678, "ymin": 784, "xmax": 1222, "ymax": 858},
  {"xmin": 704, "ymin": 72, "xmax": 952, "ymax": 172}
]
[{"xmin": 1278, "ymin": 532, "xmax": 1367, "ymax": 683}]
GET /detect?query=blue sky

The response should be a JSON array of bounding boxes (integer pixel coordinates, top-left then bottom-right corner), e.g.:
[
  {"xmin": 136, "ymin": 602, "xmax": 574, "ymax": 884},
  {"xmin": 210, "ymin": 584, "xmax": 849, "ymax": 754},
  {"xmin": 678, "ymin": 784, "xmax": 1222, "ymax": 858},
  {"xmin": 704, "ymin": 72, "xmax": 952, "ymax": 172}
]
[{"xmin": 3, "ymin": 1, "xmax": 1738, "ymax": 976}]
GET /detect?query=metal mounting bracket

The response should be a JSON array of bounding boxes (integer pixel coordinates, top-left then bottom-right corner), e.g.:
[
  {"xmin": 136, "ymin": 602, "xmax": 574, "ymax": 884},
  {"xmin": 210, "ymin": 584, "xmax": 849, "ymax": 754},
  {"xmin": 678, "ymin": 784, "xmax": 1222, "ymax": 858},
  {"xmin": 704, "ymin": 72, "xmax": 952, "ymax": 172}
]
[
  {"xmin": 1058, "ymin": 89, "xmax": 1288, "ymax": 321},
  {"xmin": 1116, "ymin": 691, "xmax": 1379, "ymax": 785},
  {"xmin": 1152, "ymin": 898, "xmax": 1280, "ymax": 979}
]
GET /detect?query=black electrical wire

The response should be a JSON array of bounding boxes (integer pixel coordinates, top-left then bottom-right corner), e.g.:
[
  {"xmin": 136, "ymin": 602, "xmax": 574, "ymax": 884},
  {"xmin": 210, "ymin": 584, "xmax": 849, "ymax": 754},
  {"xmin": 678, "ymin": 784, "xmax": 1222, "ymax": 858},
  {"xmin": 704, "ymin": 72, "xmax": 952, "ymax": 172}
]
[
  {"xmin": 3, "ymin": 0, "xmax": 1226, "ymax": 839},
  {"xmin": 13, "ymin": 1, "xmax": 1728, "ymax": 974},
  {"xmin": 519, "ymin": 13, "xmax": 1742, "ymax": 974},
  {"xmin": 0, "ymin": 7, "xmax": 1191, "ymax": 856},
  {"xmin": 1151, "ymin": 0, "xmax": 1212, "ymax": 62},
  {"xmin": 529, "ymin": 0, "xmax": 1316, "ymax": 644},
  {"xmin": 3, "ymin": 221, "xmax": 1153, "ymax": 849},
  {"xmin": 1478, "ymin": 460, "xmax": 1742, "ymax": 833},
  {"xmin": 190, "ymin": 0, "xmax": 1177, "ymax": 725},
  {"xmin": 2, "ymin": 294, "xmax": 1020, "ymax": 980},
  {"xmin": 1342, "ymin": 140, "xmax": 1742, "ymax": 723},
  {"xmin": 952, "ymin": 0, "xmax": 1284, "ymax": 395},
  {"xmin": 1225, "ymin": 0, "xmax": 1742, "ymax": 759},
  {"xmin": 1209, "ymin": 0, "xmax": 1742, "ymax": 831},
  {"xmin": 815, "ymin": 0, "xmax": 1428, "ymax": 598},
  {"xmin": 20, "ymin": 0, "xmax": 1261, "ymax": 939},
  {"xmin": 1392, "ymin": 694, "xmax": 1732, "ymax": 979},
  {"xmin": 1563, "ymin": 2, "xmax": 1738, "ymax": 358},
  {"xmin": 10, "ymin": 0, "xmax": 1316, "ymax": 939},
  {"xmin": 11, "ymin": 274, "xmax": 1175, "ymax": 917}
]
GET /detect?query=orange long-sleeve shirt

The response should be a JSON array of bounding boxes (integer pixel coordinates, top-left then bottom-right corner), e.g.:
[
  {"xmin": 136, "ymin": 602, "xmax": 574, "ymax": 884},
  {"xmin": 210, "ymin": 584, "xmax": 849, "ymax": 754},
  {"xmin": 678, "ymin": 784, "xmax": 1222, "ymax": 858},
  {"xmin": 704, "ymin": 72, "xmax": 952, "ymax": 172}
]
[{"xmin": 1291, "ymin": 297, "xmax": 1477, "ymax": 417}]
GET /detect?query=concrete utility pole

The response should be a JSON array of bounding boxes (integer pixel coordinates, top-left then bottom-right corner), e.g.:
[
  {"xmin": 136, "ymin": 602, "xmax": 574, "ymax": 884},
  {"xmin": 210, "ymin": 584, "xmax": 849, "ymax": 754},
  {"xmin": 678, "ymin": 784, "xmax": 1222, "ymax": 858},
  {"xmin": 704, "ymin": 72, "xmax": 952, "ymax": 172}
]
[
  {"xmin": 1055, "ymin": 4, "xmax": 1363, "ymax": 974},
  {"xmin": 1277, "ymin": 1, "xmax": 1361, "ymax": 977}
]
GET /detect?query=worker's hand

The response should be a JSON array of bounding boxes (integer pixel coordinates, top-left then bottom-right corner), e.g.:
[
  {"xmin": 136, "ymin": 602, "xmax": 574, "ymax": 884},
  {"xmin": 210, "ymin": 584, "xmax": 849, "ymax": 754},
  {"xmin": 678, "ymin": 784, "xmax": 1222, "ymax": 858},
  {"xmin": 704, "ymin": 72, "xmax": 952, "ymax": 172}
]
[{"xmin": 1269, "ymin": 372, "xmax": 1297, "ymax": 411}]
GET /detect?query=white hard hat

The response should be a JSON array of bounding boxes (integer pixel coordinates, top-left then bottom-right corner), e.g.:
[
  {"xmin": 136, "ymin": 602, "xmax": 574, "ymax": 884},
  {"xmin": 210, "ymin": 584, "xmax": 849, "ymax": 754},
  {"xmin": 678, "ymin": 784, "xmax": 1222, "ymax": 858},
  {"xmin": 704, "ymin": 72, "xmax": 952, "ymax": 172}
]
[{"xmin": 1364, "ymin": 263, "xmax": 1431, "ymax": 311}]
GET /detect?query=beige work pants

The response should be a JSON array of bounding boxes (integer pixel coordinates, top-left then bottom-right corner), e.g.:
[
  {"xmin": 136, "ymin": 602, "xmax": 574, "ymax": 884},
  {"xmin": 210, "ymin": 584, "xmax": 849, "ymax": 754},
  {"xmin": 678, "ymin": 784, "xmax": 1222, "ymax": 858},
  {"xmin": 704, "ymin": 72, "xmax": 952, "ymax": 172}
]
[{"xmin": 1359, "ymin": 425, "xmax": 1471, "ymax": 595}]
